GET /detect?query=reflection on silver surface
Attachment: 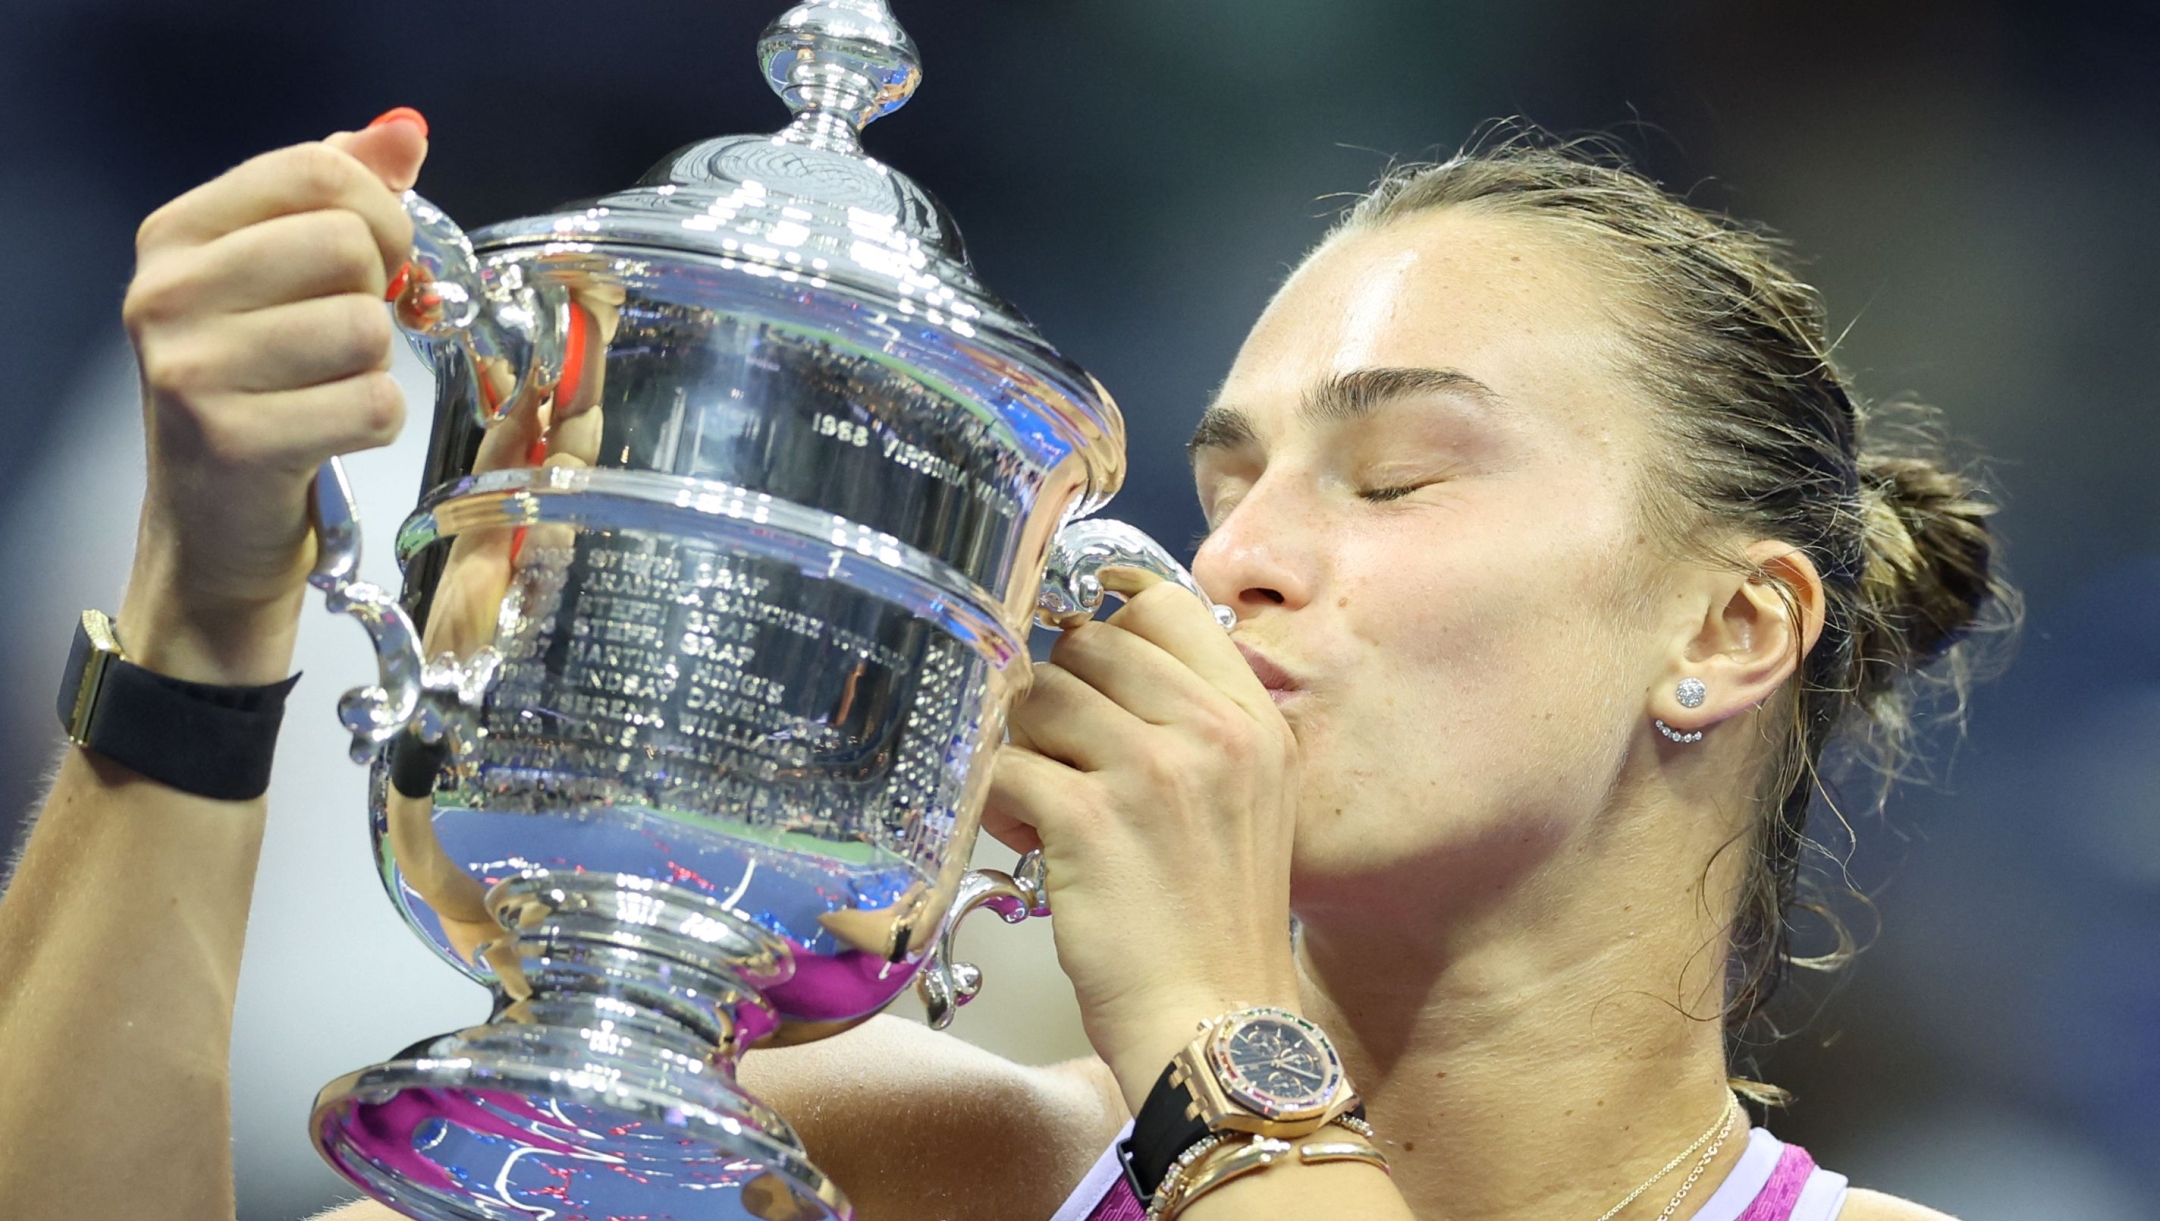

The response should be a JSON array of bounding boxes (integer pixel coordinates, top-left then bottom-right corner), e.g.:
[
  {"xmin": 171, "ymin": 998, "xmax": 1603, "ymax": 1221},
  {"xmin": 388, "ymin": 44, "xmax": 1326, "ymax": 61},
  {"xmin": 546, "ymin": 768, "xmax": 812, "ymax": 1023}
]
[
  {"xmin": 1040, "ymin": 518, "xmax": 1239, "ymax": 631},
  {"xmin": 309, "ymin": 455, "xmax": 425, "ymax": 761},
  {"xmin": 917, "ymin": 849, "xmax": 1050, "ymax": 1029},
  {"xmin": 307, "ymin": 3, "xmax": 1208, "ymax": 1219}
]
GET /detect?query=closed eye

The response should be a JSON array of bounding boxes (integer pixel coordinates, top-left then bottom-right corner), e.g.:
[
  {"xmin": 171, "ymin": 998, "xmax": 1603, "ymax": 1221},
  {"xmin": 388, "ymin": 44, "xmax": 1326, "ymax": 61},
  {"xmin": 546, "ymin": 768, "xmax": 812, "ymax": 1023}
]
[{"xmin": 1358, "ymin": 482, "xmax": 1431, "ymax": 503}]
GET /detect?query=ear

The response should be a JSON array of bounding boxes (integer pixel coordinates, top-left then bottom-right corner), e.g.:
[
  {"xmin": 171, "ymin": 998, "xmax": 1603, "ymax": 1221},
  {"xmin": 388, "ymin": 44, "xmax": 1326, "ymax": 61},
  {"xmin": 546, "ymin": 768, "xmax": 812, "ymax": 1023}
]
[{"xmin": 1653, "ymin": 541, "xmax": 1827, "ymax": 732}]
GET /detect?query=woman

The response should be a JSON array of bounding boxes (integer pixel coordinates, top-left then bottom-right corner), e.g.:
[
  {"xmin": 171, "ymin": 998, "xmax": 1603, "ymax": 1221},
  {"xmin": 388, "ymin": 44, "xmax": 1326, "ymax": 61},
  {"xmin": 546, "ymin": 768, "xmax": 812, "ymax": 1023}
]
[{"xmin": 0, "ymin": 110, "xmax": 2001, "ymax": 1221}]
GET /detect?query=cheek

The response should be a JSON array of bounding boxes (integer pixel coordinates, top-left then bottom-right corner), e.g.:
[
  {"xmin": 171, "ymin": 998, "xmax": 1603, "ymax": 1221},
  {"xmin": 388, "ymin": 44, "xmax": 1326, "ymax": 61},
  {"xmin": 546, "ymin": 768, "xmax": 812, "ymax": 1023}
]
[
  {"xmin": 1350, "ymin": 493, "xmax": 1637, "ymax": 693},
  {"xmin": 1305, "ymin": 484, "xmax": 1648, "ymax": 818}
]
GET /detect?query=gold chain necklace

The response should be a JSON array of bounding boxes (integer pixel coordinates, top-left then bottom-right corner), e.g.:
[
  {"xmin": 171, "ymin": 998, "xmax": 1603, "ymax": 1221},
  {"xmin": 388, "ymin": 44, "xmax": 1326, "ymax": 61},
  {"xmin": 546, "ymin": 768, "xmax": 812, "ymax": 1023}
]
[{"xmin": 1587, "ymin": 1094, "xmax": 1740, "ymax": 1221}]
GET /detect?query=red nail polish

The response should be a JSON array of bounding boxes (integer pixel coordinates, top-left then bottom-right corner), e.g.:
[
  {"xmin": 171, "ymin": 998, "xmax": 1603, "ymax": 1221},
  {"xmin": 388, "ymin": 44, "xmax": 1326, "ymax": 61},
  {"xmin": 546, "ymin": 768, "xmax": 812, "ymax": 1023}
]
[
  {"xmin": 366, "ymin": 106, "xmax": 429, "ymax": 138},
  {"xmin": 385, "ymin": 262, "xmax": 411, "ymax": 302}
]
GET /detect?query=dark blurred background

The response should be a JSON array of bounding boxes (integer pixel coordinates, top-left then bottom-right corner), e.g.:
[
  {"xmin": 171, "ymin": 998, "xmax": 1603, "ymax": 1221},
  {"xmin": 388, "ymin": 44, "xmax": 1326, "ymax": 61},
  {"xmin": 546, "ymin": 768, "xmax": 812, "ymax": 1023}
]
[{"xmin": 1, "ymin": 1, "xmax": 2155, "ymax": 1217}]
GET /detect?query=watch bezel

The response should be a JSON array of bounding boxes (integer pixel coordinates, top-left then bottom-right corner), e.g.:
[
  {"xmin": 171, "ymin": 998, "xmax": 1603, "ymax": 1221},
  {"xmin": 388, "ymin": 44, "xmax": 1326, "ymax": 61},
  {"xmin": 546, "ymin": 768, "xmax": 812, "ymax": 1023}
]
[{"xmin": 1203, "ymin": 1006, "xmax": 1344, "ymax": 1122}]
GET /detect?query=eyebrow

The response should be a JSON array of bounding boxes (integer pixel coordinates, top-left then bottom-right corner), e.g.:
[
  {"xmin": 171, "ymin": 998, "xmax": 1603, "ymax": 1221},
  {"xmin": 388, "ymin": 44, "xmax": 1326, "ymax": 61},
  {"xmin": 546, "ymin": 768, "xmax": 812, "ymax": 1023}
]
[{"xmin": 1187, "ymin": 366, "xmax": 1504, "ymax": 459}]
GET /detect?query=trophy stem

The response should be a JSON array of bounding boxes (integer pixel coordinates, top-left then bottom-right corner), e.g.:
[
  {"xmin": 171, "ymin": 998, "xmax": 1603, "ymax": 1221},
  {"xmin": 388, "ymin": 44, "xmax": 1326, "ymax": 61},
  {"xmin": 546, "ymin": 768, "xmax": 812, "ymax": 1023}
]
[
  {"xmin": 484, "ymin": 868, "xmax": 796, "ymax": 1054},
  {"xmin": 314, "ymin": 872, "xmax": 852, "ymax": 1221}
]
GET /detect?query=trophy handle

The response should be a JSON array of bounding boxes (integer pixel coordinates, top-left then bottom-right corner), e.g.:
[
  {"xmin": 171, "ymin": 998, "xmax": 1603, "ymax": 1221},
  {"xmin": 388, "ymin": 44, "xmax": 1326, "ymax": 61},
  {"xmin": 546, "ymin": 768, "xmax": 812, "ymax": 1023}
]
[
  {"xmin": 917, "ymin": 849, "xmax": 1050, "ymax": 1030},
  {"xmin": 308, "ymin": 458, "xmax": 507, "ymax": 764},
  {"xmin": 389, "ymin": 190, "xmax": 571, "ymax": 427},
  {"xmin": 303, "ymin": 192, "xmax": 562, "ymax": 762},
  {"xmin": 1035, "ymin": 517, "xmax": 1237, "ymax": 631},
  {"xmin": 919, "ymin": 520, "xmax": 1233, "ymax": 1028},
  {"xmin": 308, "ymin": 457, "xmax": 425, "ymax": 763}
]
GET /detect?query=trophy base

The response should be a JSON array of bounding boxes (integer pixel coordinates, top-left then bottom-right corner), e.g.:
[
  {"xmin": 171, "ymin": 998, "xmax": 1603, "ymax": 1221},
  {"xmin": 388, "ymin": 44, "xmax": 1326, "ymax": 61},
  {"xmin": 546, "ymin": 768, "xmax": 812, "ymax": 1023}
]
[
  {"xmin": 314, "ymin": 871, "xmax": 855, "ymax": 1220},
  {"xmin": 314, "ymin": 1021, "xmax": 850, "ymax": 1221}
]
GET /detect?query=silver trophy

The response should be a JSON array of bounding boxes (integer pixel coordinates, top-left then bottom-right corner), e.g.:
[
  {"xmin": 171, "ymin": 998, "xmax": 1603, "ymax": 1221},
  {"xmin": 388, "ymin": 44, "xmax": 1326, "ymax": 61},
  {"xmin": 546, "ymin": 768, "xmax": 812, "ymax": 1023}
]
[{"xmin": 304, "ymin": 3, "xmax": 1222, "ymax": 1219}]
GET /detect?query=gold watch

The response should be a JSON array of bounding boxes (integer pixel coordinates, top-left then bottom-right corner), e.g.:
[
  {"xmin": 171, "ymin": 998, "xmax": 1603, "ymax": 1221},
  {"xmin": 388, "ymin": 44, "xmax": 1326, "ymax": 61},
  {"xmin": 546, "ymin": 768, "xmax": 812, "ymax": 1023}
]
[{"xmin": 1168, "ymin": 1005, "xmax": 1360, "ymax": 1138}]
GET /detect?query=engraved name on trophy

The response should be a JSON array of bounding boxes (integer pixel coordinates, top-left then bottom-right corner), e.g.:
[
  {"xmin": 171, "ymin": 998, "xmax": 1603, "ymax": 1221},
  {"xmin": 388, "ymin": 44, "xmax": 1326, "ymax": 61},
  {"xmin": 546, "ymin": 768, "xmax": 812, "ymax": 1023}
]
[{"xmin": 302, "ymin": 3, "xmax": 1225, "ymax": 1219}]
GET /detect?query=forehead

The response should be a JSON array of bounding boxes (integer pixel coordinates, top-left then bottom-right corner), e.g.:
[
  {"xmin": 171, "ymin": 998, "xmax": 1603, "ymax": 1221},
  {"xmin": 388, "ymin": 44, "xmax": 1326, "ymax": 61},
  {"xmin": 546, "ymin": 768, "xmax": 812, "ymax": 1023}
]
[{"xmin": 1217, "ymin": 207, "xmax": 1638, "ymax": 431}]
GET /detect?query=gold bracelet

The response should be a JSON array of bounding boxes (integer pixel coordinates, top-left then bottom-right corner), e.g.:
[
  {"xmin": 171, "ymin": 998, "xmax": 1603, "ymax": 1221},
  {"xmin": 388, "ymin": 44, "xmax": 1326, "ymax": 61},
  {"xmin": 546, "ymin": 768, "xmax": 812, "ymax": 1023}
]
[
  {"xmin": 1145, "ymin": 1133, "xmax": 1230, "ymax": 1221},
  {"xmin": 1149, "ymin": 1135, "xmax": 1294, "ymax": 1221},
  {"xmin": 1296, "ymin": 1133, "xmax": 1390, "ymax": 1173},
  {"xmin": 1147, "ymin": 1117, "xmax": 1390, "ymax": 1220}
]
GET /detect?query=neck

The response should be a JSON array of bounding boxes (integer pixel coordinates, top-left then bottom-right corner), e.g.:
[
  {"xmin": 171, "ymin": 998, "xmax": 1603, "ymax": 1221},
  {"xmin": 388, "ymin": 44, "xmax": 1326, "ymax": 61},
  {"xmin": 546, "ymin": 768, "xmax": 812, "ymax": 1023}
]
[{"xmin": 1292, "ymin": 797, "xmax": 1748, "ymax": 1221}]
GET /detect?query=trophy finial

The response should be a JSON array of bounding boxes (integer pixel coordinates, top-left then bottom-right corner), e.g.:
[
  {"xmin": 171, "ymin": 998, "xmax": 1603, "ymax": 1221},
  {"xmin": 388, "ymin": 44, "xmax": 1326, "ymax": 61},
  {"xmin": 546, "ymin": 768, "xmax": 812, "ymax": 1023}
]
[{"xmin": 758, "ymin": 1, "xmax": 921, "ymax": 142}]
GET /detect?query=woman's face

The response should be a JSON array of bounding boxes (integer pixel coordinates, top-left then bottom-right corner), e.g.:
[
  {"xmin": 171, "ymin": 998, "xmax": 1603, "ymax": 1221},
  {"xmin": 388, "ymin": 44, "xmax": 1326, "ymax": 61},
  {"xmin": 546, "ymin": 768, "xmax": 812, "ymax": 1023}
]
[{"xmin": 1190, "ymin": 207, "xmax": 1682, "ymax": 914}]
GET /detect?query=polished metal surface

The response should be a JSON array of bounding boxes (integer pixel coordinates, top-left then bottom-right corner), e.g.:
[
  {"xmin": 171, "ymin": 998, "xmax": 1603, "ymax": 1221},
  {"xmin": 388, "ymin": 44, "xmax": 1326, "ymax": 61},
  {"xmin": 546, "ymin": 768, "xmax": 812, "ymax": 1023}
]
[
  {"xmin": 1039, "ymin": 519, "xmax": 1241, "ymax": 631},
  {"xmin": 306, "ymin": 3, "xmax": 1223, "ymax": 1218},
  {"xmin": 311, "ymin": 458, "xmax": 502, "ymax": 763},
  {"xmin": 916, "ymin": 848, "xmax": 1049, "ymax": 1029}
]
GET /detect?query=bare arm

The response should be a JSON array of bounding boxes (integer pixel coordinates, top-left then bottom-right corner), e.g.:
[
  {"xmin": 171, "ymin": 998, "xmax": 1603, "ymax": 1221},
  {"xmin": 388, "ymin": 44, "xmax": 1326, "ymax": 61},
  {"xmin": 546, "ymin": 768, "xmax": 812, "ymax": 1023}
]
[
  {"xmin": 0, "ymin": 738, "xmax": 280, "ymax": 1217},
  {"xmin": 0, "ymin": 119, "xmax": 424, "ymax": 1221},
  {"xmin": 743, "ymin": 1016, "xmax": 1126, "ymax": 1221}
]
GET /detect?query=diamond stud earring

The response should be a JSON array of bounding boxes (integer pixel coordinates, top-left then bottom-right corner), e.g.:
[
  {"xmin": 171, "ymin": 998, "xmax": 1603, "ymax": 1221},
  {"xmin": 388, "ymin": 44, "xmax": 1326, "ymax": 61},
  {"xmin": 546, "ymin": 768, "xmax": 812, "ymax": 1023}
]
[
  {"xmin": 1655, "ymin": 719, "xmax": 1704, "ymax": 744},
  {"xmin": 1675, "ymin": 677, "xmax": 1707, "ymax": 709}
]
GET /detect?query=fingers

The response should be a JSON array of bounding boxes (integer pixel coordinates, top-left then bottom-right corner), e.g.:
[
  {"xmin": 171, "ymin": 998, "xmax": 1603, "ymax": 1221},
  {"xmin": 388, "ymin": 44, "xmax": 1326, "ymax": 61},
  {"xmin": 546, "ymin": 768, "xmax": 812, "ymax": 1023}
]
[
  {"xmin": 542, "ymin": 300, "xmax": 607, "ymax": 463},
  {"xmin": 126, "ymin": 212, "xmax": 397, "ymax": 345},
  {"xmin": 1098, "ymin": 572, "xmax": 1275, "ymax": 721},
  {"xmin": 978, "ymin": 771, "xmax": 1046, "ymax": 856},
  {"xmin": 136, "ymin": 140, "xmax": 413, "ymax": 276},
  {"xmin": 193, "ymin": 293, "xmax": 395, "ymax": 393},
  {"xmin": 468, "ymin": 379, "xmax": 548, "ymax": 474},
  {"xmin": 422, "ymin": 525, "xmax": 518, "ymax": 659},
  {"xmin": 1045, "ymin": 620, "xmax": 1217, "ymax": 726},
  {"xmin": 981, "ymin": 745, "xmax": 1081, "ymax": 853},
  {"xmin": 546, "ymin": 405, "xmax": 605, "ymax": 466},
  {"xmin": 164, "ymin": 209, "xmax": 397, "ymax": 313},
  {"xmin": 1006, "ymin": 662, "xmax": 1139, "ymax": 771},
  {"xmin": 327, "ymin": 111, "xmax": 430, "ymax": 193},
  {"xmin": 163, "ymin": 373, "xmax": 407, "ymax": 471}
]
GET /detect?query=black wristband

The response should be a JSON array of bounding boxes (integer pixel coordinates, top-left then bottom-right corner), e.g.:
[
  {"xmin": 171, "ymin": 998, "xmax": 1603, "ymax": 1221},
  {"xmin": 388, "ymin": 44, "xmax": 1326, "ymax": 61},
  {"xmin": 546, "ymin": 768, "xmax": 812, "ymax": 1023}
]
[
  {"xmin": 1116, "ymin": 1061, "xmax": 1369, "ymax": 1204},
  {"xmin": 1117, "ymin": 1062, "xmax": 1210, "ymax": 1204},
  {"xmin": 58, "ymin": 613, "xmax": 299, "ymax": 801}
]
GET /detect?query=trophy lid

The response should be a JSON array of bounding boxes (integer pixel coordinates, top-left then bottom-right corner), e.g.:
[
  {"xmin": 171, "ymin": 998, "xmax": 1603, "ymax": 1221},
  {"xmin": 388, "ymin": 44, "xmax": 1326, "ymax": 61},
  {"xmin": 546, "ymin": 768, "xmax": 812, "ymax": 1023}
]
[{"xmin": 471, "ymin": 0, "xmax": 1124, "ymax": 503}]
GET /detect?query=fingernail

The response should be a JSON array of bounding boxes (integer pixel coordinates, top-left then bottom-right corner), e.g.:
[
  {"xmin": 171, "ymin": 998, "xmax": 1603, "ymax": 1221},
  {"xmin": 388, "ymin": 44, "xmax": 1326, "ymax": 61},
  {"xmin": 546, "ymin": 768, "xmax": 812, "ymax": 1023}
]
[
  {"xmin": 385, "ymin": 262, "xmax": 412, "ymax": 302},
  {"xmin": 367, "ymin": 106, "xmax": 429, "ymax": 138}
]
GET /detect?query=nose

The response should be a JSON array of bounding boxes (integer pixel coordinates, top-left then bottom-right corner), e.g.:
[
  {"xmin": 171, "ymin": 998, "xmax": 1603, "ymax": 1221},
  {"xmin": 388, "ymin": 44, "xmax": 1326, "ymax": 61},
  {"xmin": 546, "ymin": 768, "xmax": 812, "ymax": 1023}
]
[{"xmin": 1191, "ymin": 477, "xmax": 1318, "ymax": 621}]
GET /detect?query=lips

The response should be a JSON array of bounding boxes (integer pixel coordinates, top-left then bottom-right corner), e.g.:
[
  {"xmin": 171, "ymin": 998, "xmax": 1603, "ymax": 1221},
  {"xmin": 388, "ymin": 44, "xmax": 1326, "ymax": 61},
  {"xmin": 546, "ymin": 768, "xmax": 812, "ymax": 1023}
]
[{"xmin": 1235, "ymin": 641, "xmax": 1302, "ymax": 700}]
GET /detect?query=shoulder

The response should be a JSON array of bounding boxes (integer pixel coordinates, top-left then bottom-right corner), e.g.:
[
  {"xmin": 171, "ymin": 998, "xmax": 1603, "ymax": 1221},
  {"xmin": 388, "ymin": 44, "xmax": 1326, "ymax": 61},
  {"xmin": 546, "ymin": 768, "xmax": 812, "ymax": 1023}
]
[
  {"xmin": 742, "ymin": 1014, "xmax": 1127, "ymax": 1221},
  {"xmin": 1835, "ymin": 1187, "xmax": 1962, "ymax": 1221},
  {"xmin": 310, "ymin": 1017, "xmax": 1126, "ymax": 1221}
]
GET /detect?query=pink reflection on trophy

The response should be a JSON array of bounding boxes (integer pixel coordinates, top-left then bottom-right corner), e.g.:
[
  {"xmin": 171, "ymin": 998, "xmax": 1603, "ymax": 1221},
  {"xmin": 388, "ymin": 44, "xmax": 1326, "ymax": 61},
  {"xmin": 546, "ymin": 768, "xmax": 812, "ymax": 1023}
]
[
  {"xmin": 337, "ymin": 1088, "xmax": 587, "ymax": 1194},
  {"xmin": 763, "ymin": 940, "xmax": 923, "ymax": 1024}
]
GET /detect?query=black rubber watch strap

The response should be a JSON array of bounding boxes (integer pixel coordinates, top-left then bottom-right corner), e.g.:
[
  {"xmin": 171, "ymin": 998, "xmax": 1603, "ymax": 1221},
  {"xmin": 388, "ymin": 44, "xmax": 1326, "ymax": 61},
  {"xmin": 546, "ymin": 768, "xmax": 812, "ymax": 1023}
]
[
  {"xmin": 1118, "ymin": 1061, "xmax": 1211, "ymax": 1204},
  {"xmin": 1117, "ymin": 1061, "xmax": 1370, "ymax": 1204},
  {"xmin": 59, "ymin": 614, "xmax": 299, "ymax": 801}
]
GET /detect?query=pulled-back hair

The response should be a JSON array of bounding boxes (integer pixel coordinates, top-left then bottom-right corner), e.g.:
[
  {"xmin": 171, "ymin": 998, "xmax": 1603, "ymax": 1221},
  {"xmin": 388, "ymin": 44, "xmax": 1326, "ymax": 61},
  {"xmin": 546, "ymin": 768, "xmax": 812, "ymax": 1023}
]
[{"xmin": 1327, "ymin": 128, "xmax": 2016, "ymax": 1047}]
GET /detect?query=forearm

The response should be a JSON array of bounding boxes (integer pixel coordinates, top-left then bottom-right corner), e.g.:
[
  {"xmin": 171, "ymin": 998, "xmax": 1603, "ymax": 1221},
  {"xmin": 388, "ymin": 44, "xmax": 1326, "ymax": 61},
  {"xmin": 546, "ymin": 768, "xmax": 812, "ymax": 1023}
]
[
  {"xmin": 0, "ymin": 748, "xmax": 268, "ymax": 1219},
  {"xmin": 0, "ymin": 584, "xmax": 297, "ymax": 1219},
  {"xmin": 0, "ymin": 110, "xmax": 426, "ymax": 1220}
]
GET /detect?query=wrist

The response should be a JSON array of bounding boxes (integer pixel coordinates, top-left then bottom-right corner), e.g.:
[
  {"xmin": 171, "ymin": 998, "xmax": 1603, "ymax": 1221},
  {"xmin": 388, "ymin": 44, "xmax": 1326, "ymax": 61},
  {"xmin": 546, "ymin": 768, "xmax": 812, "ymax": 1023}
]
[
  {"xmin": 116, "ymin": 567, "xmax": 305, "ymax": 687},
  {"xmin": 1104, "ymin": 988, "xmax": 1303, "ymax": 1116}
]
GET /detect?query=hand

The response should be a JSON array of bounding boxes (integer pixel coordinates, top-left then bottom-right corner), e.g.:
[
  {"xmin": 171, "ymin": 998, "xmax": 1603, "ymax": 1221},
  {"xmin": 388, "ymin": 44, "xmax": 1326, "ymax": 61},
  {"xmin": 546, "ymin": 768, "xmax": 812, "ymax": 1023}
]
[
  {"xmin": 982, "ymin": 571, "xmax": 1303, "ymax": 1112},
  {"xmin": 116, "ymin": 112, "xmax": 428, "ymax": 684}
]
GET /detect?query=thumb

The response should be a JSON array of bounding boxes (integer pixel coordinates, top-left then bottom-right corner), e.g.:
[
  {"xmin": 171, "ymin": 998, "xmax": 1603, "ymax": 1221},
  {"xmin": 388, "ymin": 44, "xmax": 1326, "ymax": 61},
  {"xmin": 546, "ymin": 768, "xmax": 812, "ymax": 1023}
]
[{"xmin": 325, "ymin": 107, "xmax": 430, "ymax": 193}]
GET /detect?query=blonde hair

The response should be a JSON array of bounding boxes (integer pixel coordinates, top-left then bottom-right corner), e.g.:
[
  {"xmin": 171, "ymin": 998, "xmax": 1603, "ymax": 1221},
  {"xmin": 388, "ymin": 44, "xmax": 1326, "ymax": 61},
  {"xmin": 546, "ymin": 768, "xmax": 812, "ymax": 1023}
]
[{"xmin": 1327, "ymin": 127, "xmax": 2016, "ymax": 1040}]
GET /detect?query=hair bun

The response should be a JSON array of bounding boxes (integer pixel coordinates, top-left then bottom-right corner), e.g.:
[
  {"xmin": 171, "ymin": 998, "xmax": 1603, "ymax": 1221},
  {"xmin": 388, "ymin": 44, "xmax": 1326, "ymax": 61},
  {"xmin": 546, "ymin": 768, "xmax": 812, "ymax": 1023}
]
[{"xmin": 1853, "ymin": 452, "xmax": 1999, "ymax": 677}]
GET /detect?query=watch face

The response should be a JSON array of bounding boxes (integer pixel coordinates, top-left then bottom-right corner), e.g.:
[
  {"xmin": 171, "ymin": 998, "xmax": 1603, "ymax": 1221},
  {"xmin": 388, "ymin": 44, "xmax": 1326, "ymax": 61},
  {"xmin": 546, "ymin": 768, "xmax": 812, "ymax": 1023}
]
[{"xmin": 1206, "ymin": 1008, "xmax": 1344, "ymax": 1121}]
